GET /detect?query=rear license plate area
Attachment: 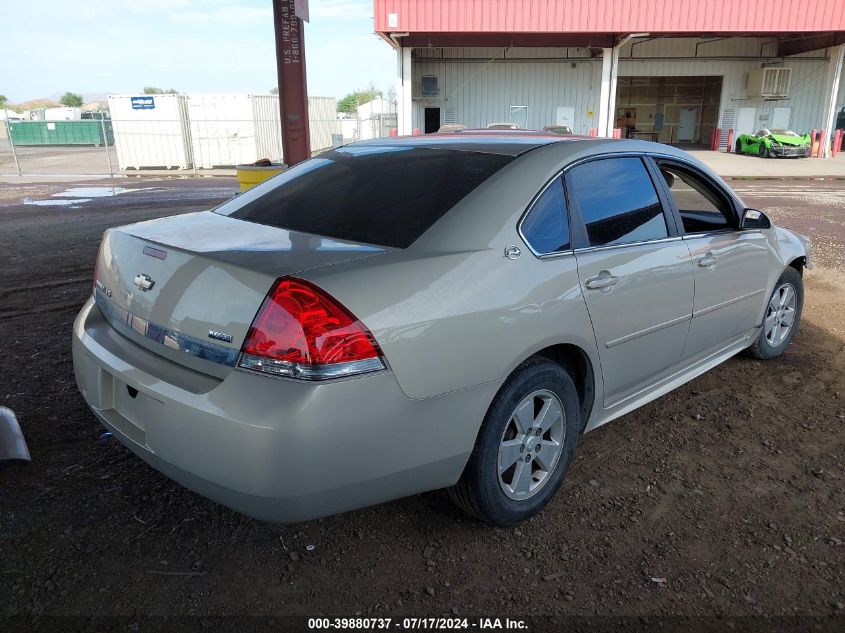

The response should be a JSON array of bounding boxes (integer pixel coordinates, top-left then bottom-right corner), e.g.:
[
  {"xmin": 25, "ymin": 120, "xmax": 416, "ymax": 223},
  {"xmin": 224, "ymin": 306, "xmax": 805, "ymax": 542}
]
[{"xmin": 112, "ymin": 379, "xmax": 162, "ymax": 433}]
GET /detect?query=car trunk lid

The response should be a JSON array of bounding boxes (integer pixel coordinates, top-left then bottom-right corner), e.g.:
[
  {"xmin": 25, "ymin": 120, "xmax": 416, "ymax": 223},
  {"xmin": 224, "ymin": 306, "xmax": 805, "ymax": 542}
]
[{"xmin": 94, "ymin": 211, "xmax": 389, "ymax": 378}]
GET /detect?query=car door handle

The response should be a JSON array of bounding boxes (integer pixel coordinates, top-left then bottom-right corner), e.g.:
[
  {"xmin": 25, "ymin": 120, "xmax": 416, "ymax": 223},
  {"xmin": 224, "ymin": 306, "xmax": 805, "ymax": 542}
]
[
  {"xmin": 585, "ymin": 273, "xmax": 619, "ymax": 290},
  {"xmin": 698, "ymin": 253, "xmax": 717, "ymax": 268}
]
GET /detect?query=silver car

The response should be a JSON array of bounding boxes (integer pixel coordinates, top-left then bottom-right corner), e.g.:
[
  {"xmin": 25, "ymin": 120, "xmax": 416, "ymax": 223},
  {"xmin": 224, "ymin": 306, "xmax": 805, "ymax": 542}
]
[{"xmin": 72, "ymin": 134, "xmax": 811, "ymax": 526}]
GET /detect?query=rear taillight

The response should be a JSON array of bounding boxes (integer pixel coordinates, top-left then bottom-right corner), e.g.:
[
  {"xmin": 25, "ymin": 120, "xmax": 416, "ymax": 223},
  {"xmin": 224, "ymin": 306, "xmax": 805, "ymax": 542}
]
[{"xmin": 238, "ymin": 277, "xmax": 385, "ymax": 380}]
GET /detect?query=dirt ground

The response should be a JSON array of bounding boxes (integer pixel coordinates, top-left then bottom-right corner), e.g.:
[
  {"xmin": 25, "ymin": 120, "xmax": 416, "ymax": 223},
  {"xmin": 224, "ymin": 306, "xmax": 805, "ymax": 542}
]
[{"xmin": 0, "ymin": 178, "xmax": 843, "ymax": 626}]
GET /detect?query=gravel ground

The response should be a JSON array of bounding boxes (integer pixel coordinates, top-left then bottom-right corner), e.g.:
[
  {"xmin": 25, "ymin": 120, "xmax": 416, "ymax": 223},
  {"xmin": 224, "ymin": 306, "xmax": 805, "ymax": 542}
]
[{"xmin": 0, "ymin": 178, "xmax": 843, "ymax": 627}]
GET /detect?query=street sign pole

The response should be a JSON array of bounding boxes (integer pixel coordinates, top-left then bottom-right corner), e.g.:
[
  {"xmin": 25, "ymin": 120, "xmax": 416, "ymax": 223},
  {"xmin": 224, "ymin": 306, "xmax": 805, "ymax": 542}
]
[{"xmin": 273, "ymin": 0, "xmax": 311, "ymax": 166}]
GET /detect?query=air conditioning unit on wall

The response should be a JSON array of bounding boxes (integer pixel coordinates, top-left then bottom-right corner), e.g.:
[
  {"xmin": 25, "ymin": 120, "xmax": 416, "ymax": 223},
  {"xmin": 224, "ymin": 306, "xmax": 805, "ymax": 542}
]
[{"xmin": 746, "ymin": 67, "xmax": 791, "ymax": 100}]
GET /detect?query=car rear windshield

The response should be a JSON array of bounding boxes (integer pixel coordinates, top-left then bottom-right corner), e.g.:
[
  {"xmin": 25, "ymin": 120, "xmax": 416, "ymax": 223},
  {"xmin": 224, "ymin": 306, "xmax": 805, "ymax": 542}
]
[{"xmin": 215, "ymin": 145, "xmax": 515, "ymax": 248}]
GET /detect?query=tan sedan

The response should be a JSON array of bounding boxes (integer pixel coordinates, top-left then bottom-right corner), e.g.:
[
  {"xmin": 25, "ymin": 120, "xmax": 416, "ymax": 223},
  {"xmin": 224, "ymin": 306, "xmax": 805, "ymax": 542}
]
[{"xmin": 72, "ymin": 133, "xmax": 811, "ymax": 525}]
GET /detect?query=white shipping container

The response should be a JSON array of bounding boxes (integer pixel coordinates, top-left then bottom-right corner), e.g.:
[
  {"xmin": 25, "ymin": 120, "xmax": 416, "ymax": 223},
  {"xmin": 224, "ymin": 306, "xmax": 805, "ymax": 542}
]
[
  {"xmin": 249, "ymin": 95, "xmax": 340, "ymax": 162},
  {"xmin": 44, "ymin": 107, "xmax": 82, "ymax": 121},
  {"xmin": 109, "ymin": 94, "xmax": 192, "ymax": 170},
  {"xmin": 251, "ymin": 95, "xmax": 283, "ymax": 163},
  {"xmin": 188, "ymin": 94, "xmax": 261, "ymax": 169},
  {"xmin": 188, "ymin": 94, "xmax": 339, "ymax": 167},
  {"xmin": 308, "ymin": 96, "xmax": 341, "ymax": 152}
]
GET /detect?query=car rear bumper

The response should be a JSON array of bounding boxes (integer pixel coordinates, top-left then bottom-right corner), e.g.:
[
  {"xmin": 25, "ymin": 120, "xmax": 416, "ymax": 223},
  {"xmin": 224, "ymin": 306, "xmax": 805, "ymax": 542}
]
[{"xmin": 72, "ymin": 297, "xmax": 497, "ymax": 522}]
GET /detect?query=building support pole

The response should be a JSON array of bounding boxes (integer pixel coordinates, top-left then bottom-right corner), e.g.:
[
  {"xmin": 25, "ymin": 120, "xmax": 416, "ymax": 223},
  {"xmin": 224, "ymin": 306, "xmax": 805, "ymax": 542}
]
[
  {"xmin": 598, "ymin": 48, "xmax": 613, "ymax": 138},
  {"xmin": 273, "ymin": 0, "xmax": 311, "ymax": 165},
  {"xmin": 606, "ymin": 46, "xmax": 620, "ymax": 138},
  {"xmin": 598, "ymin": 46, "xmax": 620, "ymax": 137},
  {"xmin": 397, "ymin": 46, "xmax": 413, "ymax": 136},
  {"xmin": 821, "ymin": 44, "xmax": 845, "ymax": 158}
]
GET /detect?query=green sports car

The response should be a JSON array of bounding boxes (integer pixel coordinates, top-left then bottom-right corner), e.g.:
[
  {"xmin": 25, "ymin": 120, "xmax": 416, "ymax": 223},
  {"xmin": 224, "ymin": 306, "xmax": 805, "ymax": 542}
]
[{"xmin": 736, "ymin": 128, "xmax": 812, "ymax": 158}]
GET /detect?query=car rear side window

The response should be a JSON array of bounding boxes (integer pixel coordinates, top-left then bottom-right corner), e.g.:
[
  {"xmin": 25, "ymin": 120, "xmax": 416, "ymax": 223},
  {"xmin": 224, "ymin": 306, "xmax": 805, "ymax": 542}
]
[
  {"xmin": 521, "ymin": 177, "xmax": 570, "ymax": 254},
  {"xmin": 567, "ymin": 157, "xmax": 668, "ymax": 248},
  {"xmin": 214, "ymin": 145, "xmax": 514, "ymax": 248}
]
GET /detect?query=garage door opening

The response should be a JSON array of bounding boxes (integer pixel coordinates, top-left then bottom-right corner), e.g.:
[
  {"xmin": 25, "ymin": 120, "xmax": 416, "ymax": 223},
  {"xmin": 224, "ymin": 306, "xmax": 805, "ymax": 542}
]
[{"xmin": 615, "ymin": 76, "xmax": 722, "ymax": 147}]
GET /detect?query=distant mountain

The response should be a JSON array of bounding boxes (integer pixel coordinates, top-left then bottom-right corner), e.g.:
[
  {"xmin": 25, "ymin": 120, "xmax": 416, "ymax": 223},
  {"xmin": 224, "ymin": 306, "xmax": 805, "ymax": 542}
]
[
  {"xmin": 10, "ymin": 98, "xmax": 62, "ymax": 112},
  {"xmin": 9, "ymin": 93, "xmax": 114, "ymax": 112}
]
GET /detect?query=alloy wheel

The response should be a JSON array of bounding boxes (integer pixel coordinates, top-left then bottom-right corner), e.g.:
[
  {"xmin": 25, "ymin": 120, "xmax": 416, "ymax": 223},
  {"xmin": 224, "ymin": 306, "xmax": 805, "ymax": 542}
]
[
  {"xmin": 765, "ymin": 282, "xmax": 797, "ymax": 346},
  {"xmin": 498, "ymin": 389, "xmax": 565, "ymax": 500}
]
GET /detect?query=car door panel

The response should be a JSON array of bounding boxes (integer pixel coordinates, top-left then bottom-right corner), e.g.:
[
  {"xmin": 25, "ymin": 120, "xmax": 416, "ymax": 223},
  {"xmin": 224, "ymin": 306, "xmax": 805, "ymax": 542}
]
[
  {"xmin": 651, "ymin": 158, "xmax": 771, "ymax": 360},
  {"xmin": 566, "ymin": 155, "xmax": 694, "ymax": 408},
  {"xmin": 576, "ymin": 241, "xmax": 694, "ymax": 406},
  {"xmin": 682, "ymin": 232, "xmax": 770, "ymax": 359}
]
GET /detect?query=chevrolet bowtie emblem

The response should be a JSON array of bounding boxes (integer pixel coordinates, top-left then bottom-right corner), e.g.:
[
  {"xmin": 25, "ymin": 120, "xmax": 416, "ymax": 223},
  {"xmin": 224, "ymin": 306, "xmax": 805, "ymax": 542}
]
[{"xmin": 133, "ymin": 273, "xmax": 155, "ymax": 292}]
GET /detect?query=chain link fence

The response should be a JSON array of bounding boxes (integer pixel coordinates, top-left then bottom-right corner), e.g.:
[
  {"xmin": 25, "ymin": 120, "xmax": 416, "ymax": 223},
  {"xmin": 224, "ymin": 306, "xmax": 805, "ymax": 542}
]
[{"xmin": 1, "ymin": 113, "xmax": 398, "ymax": 177}]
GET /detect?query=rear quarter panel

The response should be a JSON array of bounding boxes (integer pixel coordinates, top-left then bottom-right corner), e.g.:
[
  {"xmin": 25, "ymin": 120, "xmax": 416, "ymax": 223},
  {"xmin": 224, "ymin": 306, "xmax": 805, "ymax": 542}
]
[{"xmin": 303, "ymin": 248, "xmax": 598, "ymax": 401}]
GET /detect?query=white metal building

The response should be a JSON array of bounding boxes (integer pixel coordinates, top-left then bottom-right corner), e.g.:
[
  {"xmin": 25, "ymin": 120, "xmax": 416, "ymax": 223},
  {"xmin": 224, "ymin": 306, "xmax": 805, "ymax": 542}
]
[{"xmin": 375, "ymin": 0, "xmax": 845, "ymax": 155}]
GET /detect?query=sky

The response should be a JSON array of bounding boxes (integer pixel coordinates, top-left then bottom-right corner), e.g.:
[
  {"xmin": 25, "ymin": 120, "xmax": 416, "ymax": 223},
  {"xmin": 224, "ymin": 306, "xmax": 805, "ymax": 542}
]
[{"xmin": 2, "ymin": 0, "xmax": 396, "ymax": 103}]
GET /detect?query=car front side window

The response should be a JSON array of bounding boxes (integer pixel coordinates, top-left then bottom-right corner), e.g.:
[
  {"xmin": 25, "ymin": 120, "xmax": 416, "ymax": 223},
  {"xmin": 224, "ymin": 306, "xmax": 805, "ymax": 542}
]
[
  {"xmin": 657, "ymin": 163, "xmax": 736, "ymax": 234},
  {"xmin": 567, "ymin": 157, "xmax": 668, "ymax": 248}
]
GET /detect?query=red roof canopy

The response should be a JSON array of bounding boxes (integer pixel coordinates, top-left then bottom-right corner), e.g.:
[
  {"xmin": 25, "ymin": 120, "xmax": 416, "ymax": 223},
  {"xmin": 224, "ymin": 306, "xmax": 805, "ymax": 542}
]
[{"xmin": 374, "ymin": 0, "xmax": 845, "ymax": 36}]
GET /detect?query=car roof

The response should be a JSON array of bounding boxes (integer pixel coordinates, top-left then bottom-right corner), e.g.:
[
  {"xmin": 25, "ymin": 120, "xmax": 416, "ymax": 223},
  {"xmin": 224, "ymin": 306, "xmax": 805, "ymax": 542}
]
[
  {"xmin": 343, "ymin": 132, "xmax": 707, "ymax": 169},
  {"xmin": 348, "ymin": 130, "xmax": 596, "ymax": 157},
  {"xmin": 401, "ymin": 135, "xmax": 725, "ymax": 252}
]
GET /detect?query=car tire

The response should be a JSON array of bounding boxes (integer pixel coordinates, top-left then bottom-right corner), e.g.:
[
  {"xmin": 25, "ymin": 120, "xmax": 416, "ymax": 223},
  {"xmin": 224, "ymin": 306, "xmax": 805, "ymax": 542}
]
[
  {"xmin": 746, "ymin": 267, "xmax": 804, "ymax": 360},
  {"xmin": 758, "ymin": 144, "xmax": 768, "ymax": 158},
  {"xmin": 448, "ymin": 357, "xmax": 581, "ymax": 526},
  {"xmin": 735, "ymin": 139, "xmax": 742, "ymax": 154}
]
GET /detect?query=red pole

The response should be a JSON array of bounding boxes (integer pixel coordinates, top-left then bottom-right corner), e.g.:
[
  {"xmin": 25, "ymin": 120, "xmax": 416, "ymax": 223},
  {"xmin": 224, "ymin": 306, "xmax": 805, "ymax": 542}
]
[
  {"xmin": 810, "ymin": 129, "xmax": 818, "ymax": 157},
  {"xmin": 713, "ymin": 127, "xmax": 722, "ymax": 151},
  {"xmin": 612, "ymin": 128, "xmax": 622, "ymax": 138},
  {"xmin": 726, "ymin": 128, "xmax": 734, "ymax": 153},
  {"xmin": 710, "ymin": 128, "xmax": 716, "ymax": 150},
  {"xmin": 816, "ymin": 129, "xmax": 826, "ymax": 158},
  {"xmin": 273, "ymin": 0, "xmax": 310, "ymax": 166},
  {"xmin": 835, "ymin": 130, "xmax": 844, "ymax": 156},
  {"xmin": 588, "ymin": 128, "xmax": 598, "ymax": 137}
]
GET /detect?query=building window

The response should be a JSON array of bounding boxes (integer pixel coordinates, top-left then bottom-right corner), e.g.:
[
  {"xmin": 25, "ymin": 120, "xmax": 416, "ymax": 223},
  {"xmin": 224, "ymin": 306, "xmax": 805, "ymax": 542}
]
[
  {"xmin": 509, "ymin": 106, "xmax": 528, "ymax": 129},
  {"xmin": 421, "ymin": 75, "xmax": 439, "ymax": 97}
]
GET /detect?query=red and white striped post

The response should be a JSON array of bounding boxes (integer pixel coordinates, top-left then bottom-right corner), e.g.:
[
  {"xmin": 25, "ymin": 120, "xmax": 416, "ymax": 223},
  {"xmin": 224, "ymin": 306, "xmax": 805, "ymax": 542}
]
[{"xmin": 726, "ymin": 128, "xmax": 734, "ymax": 153}]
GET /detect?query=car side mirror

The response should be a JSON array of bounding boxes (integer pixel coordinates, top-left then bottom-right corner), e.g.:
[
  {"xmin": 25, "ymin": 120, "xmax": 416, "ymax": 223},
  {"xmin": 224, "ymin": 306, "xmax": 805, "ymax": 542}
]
[{"xmin": 740, "ymin": 208, "xmax": 771, "ymax": 230}]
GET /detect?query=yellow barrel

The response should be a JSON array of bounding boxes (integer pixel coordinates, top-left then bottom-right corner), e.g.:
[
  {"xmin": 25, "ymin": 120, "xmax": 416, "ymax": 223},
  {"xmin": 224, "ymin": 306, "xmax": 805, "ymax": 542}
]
[{"xmin": 236, "ymin": 164, "xmax": 287, "ymax": 192}]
